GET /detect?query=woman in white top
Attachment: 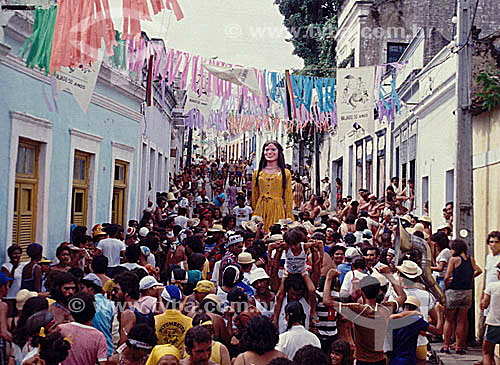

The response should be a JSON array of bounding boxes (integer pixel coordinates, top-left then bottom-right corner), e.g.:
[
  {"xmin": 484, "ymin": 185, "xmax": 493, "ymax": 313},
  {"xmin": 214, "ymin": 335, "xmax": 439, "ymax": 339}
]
[
  {"xmin": 430, "ymin": 232, "xmax": 451, "ymax": 291},
  {"xmin": 248, "ymin": 268, "xmax": 275, "ymax": 319},
  {"xmin": 2, "ymin": 245, "xmax": 26, "ymax": 298}
]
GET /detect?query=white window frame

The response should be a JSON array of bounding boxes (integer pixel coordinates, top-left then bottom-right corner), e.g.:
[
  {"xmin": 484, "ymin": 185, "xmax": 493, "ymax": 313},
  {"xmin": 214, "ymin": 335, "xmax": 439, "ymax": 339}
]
[
  {"xmin": 66, "ymin": 129, "xmax": 103, "ymax": 239},
  {"xmin": 7, "ymin": 111, "xmax": 52, "ymax": 255},
  {"xmin": 109, "ymin": 141, "xmax": 135, "ymax": 225}
]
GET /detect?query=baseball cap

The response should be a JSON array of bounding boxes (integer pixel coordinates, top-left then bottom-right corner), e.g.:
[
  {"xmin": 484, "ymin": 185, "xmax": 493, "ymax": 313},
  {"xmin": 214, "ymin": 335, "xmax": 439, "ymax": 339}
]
[
  {"xmin": 0, "ymin": 272, "xmax": 13, "ymax": 286},
  {"xmin": 193, "ymin": 280, "xmax": 214, "ymax": 293},
  {"xmin": 82, "ymin": 273, "xmax": 103, "ymax": 288},
  {"xmin": 362, "ymin": 229, "xmax": 373, "ymax": 239},
  {"xmin": 161, "ymin": 285, "xmax": 181, "ymax": 302},
  {"xmin": 139, "ymin": 276, "xmax": 163, "ymax": 291},
  {"xmin": 345, "ymin": 247, "xmax": 362, "ymax": 259}
]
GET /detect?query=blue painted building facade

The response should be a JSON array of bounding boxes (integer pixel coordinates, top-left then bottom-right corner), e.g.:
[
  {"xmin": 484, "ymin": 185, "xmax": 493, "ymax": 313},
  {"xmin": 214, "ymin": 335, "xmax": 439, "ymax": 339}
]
[{"xmin": 0, "ymin": 13, "xmax": 146, "ymax": 261}]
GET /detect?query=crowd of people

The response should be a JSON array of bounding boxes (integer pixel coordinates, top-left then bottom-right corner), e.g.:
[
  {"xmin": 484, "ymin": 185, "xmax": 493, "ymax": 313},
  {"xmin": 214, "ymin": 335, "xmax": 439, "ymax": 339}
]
[{"xmin": 0, "ymin": 140, "xmax": 499, "ymax": 365}]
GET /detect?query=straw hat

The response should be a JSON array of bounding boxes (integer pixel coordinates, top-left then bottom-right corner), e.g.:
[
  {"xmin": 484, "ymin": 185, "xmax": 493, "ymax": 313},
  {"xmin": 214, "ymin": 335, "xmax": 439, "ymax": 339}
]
[
  {"xmin": 267, "ymin": 234, "xmax": 284, "ymax": 242},
  {"xmin": 208, "ymin": 224, "xmax": 226, "ymax": 233},
  {"xmin": 396, "ymin": 260, "xmax": 423, "ymax": 279},
  {"xmin": 404, "ymin": 296, "xmax": 421, "ymax": 308},
  {"xmin": 249, "ymin": 268, "xmax": 270, "ymax": 285},
  {"xmin": 408, "ymin": 223, "xmax": 429, "ymax": 239},
  {"xmin": 419, "ymin": 216, "xmax": 432, "ymax": 224},
  {"xmin": 16, "ymin": 290, "xmax": 38, "ymax": 311},
  {"xmin": 277, "ymin": 218, "xmax": 301, "ymax": 230},
  {"xmin": 241, "ymin": 221, "xmax": 258, "ymax": 233},
  {"xmin": 187, "ymin": 218, "xmax": 200, "ymax": 228},
  {"xmin": 166, "ymin": 192, "xmax": 177, "ymax": 202},
  {"xmin": 250, "ymin": 216, "xmax": 264, "ymax": 225},
  {"xmin": 237, "ymin": 252, "xmax": 255, "ymax": 265}
]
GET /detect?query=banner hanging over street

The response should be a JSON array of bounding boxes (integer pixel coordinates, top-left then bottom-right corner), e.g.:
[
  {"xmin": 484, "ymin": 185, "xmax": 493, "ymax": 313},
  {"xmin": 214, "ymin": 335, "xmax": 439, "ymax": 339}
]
[{"xmin": 336, "ymin": 66, "xmax": 375, "ymax": 137}]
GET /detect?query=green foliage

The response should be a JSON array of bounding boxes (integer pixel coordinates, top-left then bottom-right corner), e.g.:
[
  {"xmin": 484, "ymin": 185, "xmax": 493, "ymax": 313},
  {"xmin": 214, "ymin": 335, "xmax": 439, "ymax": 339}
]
[
  {"xmin": 475, "ymin": 70, "xmax": 500, "ymax": 112},
  {"xmin": 275, "ymin": 0, "xmax": 340, "ymax": 77}
]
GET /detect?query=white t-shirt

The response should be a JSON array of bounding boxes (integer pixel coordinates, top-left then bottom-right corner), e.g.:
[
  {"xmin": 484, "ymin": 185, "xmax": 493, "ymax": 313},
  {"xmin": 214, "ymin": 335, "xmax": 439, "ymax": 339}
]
[
  {"xmin": 278, "ymin": 296, "xmax": 310, "ymax": 334},
  {"xmin": 404, "ymin": 287, "xmax": 436, "ymax": 346},
  {"xmin": 484, "ymin": 253, "xmax": 500, "ymax": 316},
  {"xmin": 485, "ymin": 253, "xmax": 500, "ymax": 287},
  {"xmin": 485, "ymin": 281, "xmax": 500, "ymax": 326},
  {"xmin": 232, "ymin": 206, "xmax": 252, "ymax": 227},
  {"xmin": 174, "ymin": 215, "xmax": 189, "ymax": 229},
  {"xmin": 2, "ymin": 262, "xmax": 27, "ymax": 298},
  {"xmin": 120, "ymin": 262, "xmax": 144, "ymax": 271},
  {"xmin": 340, "ymin": 270, "xmax": 368, "ymax": 296},
  {"xmin": 276, "ymin": 325, "xmax": 321, "ymax": 360},
  {"xmin": 436, "ymin": 248, "xmax": 452, "ymax": 278},
  {"xmin": 245, "ymin": 165, "xmax": 254, "ymax": 175},
  {"xmin": 285, "ymin": 244, "xmax": 307, "ymax": 274},
  {"xmin": 97, "ymin": 238, "xmax": 126, "ymax": 267}
]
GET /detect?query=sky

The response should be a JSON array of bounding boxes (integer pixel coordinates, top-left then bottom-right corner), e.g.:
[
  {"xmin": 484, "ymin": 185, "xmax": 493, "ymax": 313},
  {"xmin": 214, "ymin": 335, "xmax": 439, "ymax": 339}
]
[{"xmin": 110, "ymin": 0, "xmax": 303, "ymax": 71}]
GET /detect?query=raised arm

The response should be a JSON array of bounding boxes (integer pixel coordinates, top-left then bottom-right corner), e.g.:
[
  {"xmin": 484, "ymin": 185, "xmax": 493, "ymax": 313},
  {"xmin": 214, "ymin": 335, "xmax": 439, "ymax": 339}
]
[
  {"xmin": 323, "ymin": 268, "xmax": 340, "ymax": 309},
  {"xmin": 379, "ymin": 265, "xmax": 406, "ymax": 308}
]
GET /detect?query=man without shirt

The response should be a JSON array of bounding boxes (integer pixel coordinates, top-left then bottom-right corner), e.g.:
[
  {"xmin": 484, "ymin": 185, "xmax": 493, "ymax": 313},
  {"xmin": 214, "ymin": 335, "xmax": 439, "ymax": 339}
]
[{"xmin": 323, "ymin": 266, "xmax": 406, "ymax": 365}]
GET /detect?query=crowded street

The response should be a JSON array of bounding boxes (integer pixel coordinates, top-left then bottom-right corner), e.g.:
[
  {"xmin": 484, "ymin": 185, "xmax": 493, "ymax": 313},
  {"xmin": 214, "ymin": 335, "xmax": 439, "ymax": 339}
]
[{"xmin": 1, "ymin": 0, "xmax": 500, "ymax": 365}]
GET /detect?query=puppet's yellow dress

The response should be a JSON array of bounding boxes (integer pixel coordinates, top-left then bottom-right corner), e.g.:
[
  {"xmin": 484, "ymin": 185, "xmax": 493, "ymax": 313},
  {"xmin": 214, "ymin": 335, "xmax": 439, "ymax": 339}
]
[{"xmin": 251, "ymin": 169, "xmax": 294, "ymax": 232}]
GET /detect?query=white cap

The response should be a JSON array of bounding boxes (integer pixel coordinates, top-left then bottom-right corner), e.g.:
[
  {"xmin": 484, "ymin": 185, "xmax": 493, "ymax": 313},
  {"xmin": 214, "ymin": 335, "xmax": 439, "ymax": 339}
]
[
  {"xmin": 249, "ymin": 268, "xmax": 270, "ymax": 285},
  {"xmin": 139, "ymin": 227, "xmax": 149, "ymax": 237},
  {"xmin": 139, "ymin": 276, "xmax": 162, "ymax": 291},
  {"xmin": 345, "ymin": 247, "xmax": 362, "ymax": 259},
  {"xmin": 82, "ymin": 273, "xmax": 103, "ymax": 288}
]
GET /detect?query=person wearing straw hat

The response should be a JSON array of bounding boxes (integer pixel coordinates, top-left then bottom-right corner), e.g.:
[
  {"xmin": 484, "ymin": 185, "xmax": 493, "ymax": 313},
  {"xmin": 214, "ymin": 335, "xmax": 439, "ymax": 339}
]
[
  {"xmin": 388, "ymin": 296, "xmax": 443, "ymax": 365},
  {"xmin": 248, "ymin": 268, "xmax": 275, "ymax": 319},
  {"xmin": 394, "ymin": 260, "xmax": 438, "ymax": 364}
]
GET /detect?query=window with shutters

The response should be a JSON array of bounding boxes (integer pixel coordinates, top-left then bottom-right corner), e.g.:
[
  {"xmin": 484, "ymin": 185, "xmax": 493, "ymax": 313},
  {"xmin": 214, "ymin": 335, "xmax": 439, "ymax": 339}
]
[
  {"xmin": 71, "ymin": 151, "xmax": 90, "ymax": 227},
  {"xmin": 112, "ymin": 160, "xmax": 128, "ymax": 227},
  {"xmin": 13, "ymin": 139, "xmax": 39, "ymax": 259}
]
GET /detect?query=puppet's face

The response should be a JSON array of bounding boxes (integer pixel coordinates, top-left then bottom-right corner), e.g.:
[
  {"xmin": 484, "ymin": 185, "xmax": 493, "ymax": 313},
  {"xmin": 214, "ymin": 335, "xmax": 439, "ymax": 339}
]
[{"xmin": 264, "ymin": 143, "xmax": 278, "ymax": 163}]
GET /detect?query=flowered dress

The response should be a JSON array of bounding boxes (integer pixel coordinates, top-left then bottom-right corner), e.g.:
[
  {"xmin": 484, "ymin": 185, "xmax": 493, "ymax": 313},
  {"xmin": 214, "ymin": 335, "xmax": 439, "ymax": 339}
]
[{"xmin": 251, "ymin": 169, "xmax": 293, "ymax": 231}]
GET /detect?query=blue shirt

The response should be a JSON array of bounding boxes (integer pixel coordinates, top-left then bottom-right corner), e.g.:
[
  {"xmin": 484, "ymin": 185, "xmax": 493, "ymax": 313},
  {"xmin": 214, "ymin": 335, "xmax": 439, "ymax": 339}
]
[
  {"xmin": 389, "ymin": 315, "xmax": 429, "ymax": 365},
  {"xmin": 337, "ymin": 263, "xmax": 352, "ymax": 285},
  {"xmin": 214, "ymin": 193, "xmax": 226, "ymax": 207},
  {"xmin": 92, "ymin": 293, "xmax": 115, "ymax": 357}
]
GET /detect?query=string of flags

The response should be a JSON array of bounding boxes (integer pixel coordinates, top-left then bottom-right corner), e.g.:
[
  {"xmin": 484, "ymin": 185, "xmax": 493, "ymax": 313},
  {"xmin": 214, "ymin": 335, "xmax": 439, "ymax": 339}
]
[{"xmin": 18, "ymin": 4, "xmax": 402, "ymax": 138}]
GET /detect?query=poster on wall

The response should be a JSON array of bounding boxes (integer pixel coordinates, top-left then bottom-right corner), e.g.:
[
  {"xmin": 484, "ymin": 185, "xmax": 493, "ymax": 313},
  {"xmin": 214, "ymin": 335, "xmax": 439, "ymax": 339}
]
[
  {"xmin": 183, "ymin": 89, "xmax": 213, "ymax": 119},
  {"xmin": 55, "ymin": 58, "xmax": 102, "ymax": 114},
  {"xmin": 336, "ymin": 66, "xmax": 375, "ymax": 137}
]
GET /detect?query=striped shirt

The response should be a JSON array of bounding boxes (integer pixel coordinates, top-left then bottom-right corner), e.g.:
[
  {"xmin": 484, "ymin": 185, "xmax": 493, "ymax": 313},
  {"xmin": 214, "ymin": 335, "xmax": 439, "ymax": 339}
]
[{"xmin": 314, "ymin": 290, "xmax": 338, "ymax": 339}]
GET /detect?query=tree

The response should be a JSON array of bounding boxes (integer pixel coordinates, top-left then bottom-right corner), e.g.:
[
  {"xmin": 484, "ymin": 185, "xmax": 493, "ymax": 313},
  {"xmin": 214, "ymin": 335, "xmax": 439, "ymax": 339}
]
[{"xmin": 275, "ymin": 0, "xmax": 339, "ymax": 77}]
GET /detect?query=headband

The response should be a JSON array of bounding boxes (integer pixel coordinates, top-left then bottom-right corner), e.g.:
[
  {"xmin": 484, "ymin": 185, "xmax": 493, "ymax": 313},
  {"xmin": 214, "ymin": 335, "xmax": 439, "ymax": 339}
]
[
  {"xmin": 128, "ymin": 339, "xmax": 154, "ymax": 349},
  {"xmin": 200, "ymin": 320, "xmax": 213, "ymax": 326}
]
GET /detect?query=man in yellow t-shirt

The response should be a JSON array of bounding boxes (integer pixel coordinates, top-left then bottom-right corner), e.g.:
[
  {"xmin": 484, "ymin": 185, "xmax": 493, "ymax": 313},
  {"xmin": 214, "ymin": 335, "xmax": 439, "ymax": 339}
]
[{"xmin": 155, "ymin": 285, "xmax": 193, "ymax": 352}]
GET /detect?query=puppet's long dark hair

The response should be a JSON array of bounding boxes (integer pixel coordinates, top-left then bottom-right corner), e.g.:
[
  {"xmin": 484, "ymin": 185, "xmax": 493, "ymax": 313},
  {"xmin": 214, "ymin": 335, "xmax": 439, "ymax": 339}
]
[{"xmin": 256, "ymin": 141, "xmax": 287, "ymax": 194}]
